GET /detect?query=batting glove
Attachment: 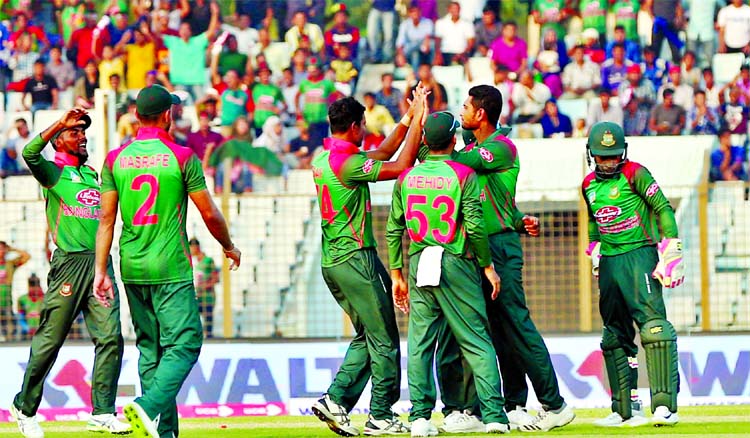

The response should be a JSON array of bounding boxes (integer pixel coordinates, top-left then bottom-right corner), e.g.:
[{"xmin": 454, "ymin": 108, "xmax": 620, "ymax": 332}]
[
  {"xmin": 652, "ymin": 238, "xmax": 684, "ymax": 288},
  {"xmin": 586, "ymin": 241, "xmax": 601, "ymax": 278}
]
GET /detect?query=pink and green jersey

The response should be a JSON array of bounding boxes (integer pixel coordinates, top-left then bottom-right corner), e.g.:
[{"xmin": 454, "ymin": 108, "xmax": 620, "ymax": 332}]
[
  {"xmin": 22, "ymin": 135, "xmax": 101, "ymax": 253},
  {"xmin": 582, "ymin": 160, "xmax": 678, "ymax": 256},
  {"xmin": 386, "ymin": 155, "xmax": 492, "ymax": 270},
  {"xmin": 311, "ymin": 137, "xmax": 383, "ymax": 267},
  {"xmin": 101, "ymin": 127, "xmax": 208, "ymax": 284}
]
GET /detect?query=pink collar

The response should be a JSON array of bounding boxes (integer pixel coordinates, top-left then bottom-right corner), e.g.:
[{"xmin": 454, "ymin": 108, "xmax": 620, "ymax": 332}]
[
  {"xmin": 323, "ymin": 137, "xmax": 360, "ymax": 154},
  {"xmin": 54, "ymin": 152, "xmax": 80, "ymax": 167},
  {"xmin": 135, "ymin": 126, "xmax": 174, "ymax": 143}
]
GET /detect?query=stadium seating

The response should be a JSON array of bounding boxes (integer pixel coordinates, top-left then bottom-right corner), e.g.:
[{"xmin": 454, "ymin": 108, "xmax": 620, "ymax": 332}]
[
  {"xmin": 712, "ymin": 53, "xmax": 746, "ymax": 85},
  {"xmin": 354, "ymin": 63, "xmax": 395, "ymax": 100},
  {"xmin": 467, "ymin": 56, "xmax": 494, "ymax": 85}
]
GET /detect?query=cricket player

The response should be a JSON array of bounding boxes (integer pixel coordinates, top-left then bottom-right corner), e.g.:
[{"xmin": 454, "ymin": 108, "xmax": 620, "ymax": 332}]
[
  {"xmin": 387, "ymin": 112, "xmax": 510, "ymax": 436},
  {"xmin": 310, "ymin": 88, "xmax": 428, "ymax": 436},
  {"xmin": 11, "ymin": 109, "xmax": 130, "ymax": 438},
  {"xmin": 93, "ymin": 84, "xmax": 241, "ymax": 438},
  {"xmin": 583, "ymin": 121, "xmax": 682, "ymax": 427},
  {"xmin": 433, "ymin": 85, "xmax": 575, "ymax": 433}
]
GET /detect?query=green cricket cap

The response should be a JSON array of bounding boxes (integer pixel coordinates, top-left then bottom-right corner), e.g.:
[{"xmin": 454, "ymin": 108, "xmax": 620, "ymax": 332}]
[
  {"xmin": 424, "ymin": 112, "xmax": 458, "ymax": 146},
  {"xmin": 587, "ymin": 121, "xmax": 627, "ymax": 156},
  {"xmin": 136, "ymin": 84, "xmax": 181, "ymax": 116}
]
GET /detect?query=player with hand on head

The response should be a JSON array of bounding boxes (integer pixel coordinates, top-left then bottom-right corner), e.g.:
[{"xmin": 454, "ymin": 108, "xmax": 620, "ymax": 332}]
[
  {"xmin": 310, "ymin": 85, "xmax": 429, "ymax": 437},
  {"xmin": 94, "ymin": 84, "xmax": 241, "ymax": 438},
  {"xmin": 583, "ymin": 121, "xmax": 682, "ymax": 427},
  {"xmin": 386, "ymin": 111, "xmax": 510, "ymax": 436},
  {"xmin": 11, "ymin": 108, "xmax": 129, "ymax": 438}
]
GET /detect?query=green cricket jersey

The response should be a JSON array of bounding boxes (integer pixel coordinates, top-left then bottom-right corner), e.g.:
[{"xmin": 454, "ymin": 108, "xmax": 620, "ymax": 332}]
[
  {"xmin": 252, "ymin": 83, "xmax": 284, "ymax": 129},
  {"xmin": 298, "ymin": 78, "xmax": 336, "ymax": 124},
  {"xmin": 579, "ymin": 0, "xmax": 607, "ymax": 34},
  {"xmin": 612, "ymin": 0, "xmax": 639, "ymax": 41},
  {"xmin": 17, "ymin": 294, "xmax": 42, "ymax": 331},
  {"xmin": 312, "ymin": 137, "xmax": 384, "ymax": 267},
  {"xmin": 193, "ymin": 255, "xmax": 218, "ymax": 305},
  {"xmin": 582, "ymin": 160, "xmax": 678, "ymax": 256},
  {"xmin": 0, "ymin": 260, "xmax": 17, "ymax": 306},
  {"xmin": 534, "ymin": 0, "xmax": 565, "ymax": 38},
  {"xmin": 386, "ymin": 155, "xmax": 492, "ymax": 270},
  {"xmin": 102, "ymin": 127, "xmax": 208, "ymax": 284},
  {"xmin": 22, "ymin": 135, "xmax": 101, "ymax": 253}
]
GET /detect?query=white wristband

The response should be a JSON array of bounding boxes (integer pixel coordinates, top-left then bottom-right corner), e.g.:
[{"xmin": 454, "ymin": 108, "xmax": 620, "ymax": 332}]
[{"xmin": 400, "ymin": 115, "xmax": 412, "ymax": 127}]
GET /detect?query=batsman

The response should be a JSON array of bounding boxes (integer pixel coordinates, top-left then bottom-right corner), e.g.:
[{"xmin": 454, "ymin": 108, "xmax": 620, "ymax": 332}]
[{"xmin": 583, "ymin": 121, "xmax": 683, "ymax": 427}]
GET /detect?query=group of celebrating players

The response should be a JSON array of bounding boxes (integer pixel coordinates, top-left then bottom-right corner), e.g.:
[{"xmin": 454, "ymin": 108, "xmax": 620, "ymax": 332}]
[{"xmin": 311, "ymin": 83, "xmax": 685, "ymax": 436}]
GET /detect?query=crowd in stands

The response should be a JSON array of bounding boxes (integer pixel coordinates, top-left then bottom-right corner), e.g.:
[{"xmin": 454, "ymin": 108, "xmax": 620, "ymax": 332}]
[{"xmin": 0, "ymin": 0, "xmax": 748, "ymax": 183}]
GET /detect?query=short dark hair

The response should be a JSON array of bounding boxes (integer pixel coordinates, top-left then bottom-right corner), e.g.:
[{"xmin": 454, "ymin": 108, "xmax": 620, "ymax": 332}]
[
  {"xmin": 718, "ymin": 127, "xmax": 732, "ymax": 137},
  {"xmin": 597, "ymin": 87, "xmax": 611, "ymax": 95},
  {"xmin": 614, "ymin": 24, "xmax": 625, "ymax": 32},
  {"xmin": 15, "ymin": 118, "xmax": 27, "ymax": 125},
  {"xmin": 189, "ymin": 238, "xmax": 200, "ymax": 246},
  {"xmin": 702, "ymin": 67, "xmax": 713, "ymax": 75},
  {"xmin": 381, "ymin": 72, "xmax": 393, "ymax": 80},
  {"xmin": 137, "ymin": 112, "xmax": 164, "ymax": 124},
  {"xmin": 662, "ymin": 88, "xmax": 675, "ymax": 97},
  {"xmin": 328, "ymin": 97, "xmax": 365, "ymax": 134},
  {"xmin": 364, "ymin": 92, "xmax": 376, "ymax": 99},
  {"xmin": 612, "ymin": 43, "xmax": 625, "ymax": 51},
  {"xmin": 33, "ymin": 59, "xmax": 45, "ymax": 66},
  {"xmin": 694, "ymin": 89, "xmax": 706, "ymax": 97},
  {"xmin": 468, "ymin": 85, "xmax": 502, "ymax": 126},
  {"xmin": 503, "ymin": 20, "xmax": 516, "ymax": 28}
]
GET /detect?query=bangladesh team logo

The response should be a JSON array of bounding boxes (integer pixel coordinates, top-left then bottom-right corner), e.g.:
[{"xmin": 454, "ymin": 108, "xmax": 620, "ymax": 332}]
[
  {"xmin": 594, "ymin": 206, "xmax": 622, "ymax": 224},
  {"xmin": 478, "ymin": 147, "xmax": 494, "ymax": 162},
  {"xmin": 60, "ymin": 283, "xmax": 73, "ymax": 297},
  {"xmin": 608, "ymin": 186, "xmax": 620, "ymax": 199},
  {"xmin": 76, "ymin": 189, "xmax": 101, "ymax": 207},
  {"xmin": 600, "ymin": 130, "xmax": 616, "ymax": 147},
  {"xmin": 362, "ymin": 159, "xmax": 375, "ymax": 174},
  {"xmin": 646, "ymin": 182, "xmax": 660, "ymax": 197}
]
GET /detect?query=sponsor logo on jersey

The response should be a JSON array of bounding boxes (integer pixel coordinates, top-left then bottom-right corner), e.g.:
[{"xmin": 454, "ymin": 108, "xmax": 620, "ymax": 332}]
[
  {"xmin": 60, "ymin": 283, "xmax": 73, "ymax": 297},
  {"xmin": 646, "ymin": 182, "xmax": 659, "ymax": 197},
  {"xmin": 608, "ymin": 186, "xmax": 620, "ymax": 199},
  {"xmin": 594, "ymin": 206, "xmax": 622, "ymax": 224},
  {"xmin": 76, "ymin": 189, "xmax": 101, "ymax": 207},
  {"xmin": 362, "ymin": 159, "xmax": 375, "ymax": 174},
  {"xmin": 601, "ymin": 130, "xmax": 616, "ymax": 147},
  {"xmin": 478, "ymin": 147, "xmax": 494, "ymax": 162}
]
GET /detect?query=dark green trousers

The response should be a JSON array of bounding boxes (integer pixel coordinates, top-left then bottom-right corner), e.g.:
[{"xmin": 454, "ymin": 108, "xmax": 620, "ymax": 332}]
[
  {"xmin": 125, "ymin": 281, "xmax": 203, "ymax": 438},
  {"xmin": 14, "ymin": 250, "xmax": 124, "ymax": 416},
  {"xmin": 407, "ymin": 251, "xmax": 506, "ymax": 424},
  {"xmin": 321, "ymin": 249, "xmax": 401, "ymax": 420},
  {"xmin": 599, "ymin": 245, "xmax": 667, "ymax": 355}
]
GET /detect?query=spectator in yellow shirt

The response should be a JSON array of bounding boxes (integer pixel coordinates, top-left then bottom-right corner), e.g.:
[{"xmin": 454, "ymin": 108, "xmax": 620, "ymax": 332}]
[
  {"xmin": 97, "ymin": 45, "xmax": 125, "ymax": 91},
  {"xmin": 363, "ymin": 92, "xmax": 395, "ymax": 150},
  {"xmin": 284, "ymin": 11, "xmax": 324, "ymax": 55}
]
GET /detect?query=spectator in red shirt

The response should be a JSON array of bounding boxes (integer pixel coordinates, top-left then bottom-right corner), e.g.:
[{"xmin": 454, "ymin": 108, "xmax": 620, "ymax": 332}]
[
  {"xmin": 324, "ymin": 6, "xmax": 360, "ymax": 61},
  {"xmin": 8, "ymin": 12, "xmax": 49, "ymax": 53},
  {"xmin": 69, "ymin": 12, "xmax": 107, "ymax": 69}
]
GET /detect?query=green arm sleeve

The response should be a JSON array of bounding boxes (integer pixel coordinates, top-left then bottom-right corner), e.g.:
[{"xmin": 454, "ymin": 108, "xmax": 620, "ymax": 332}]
[
  {"xmin": 101, "ymin": 162, "xmax": 116, "ymax": 193},
  {"xmin": 184, "ymin": 155, "xmax": 209, "ymax": 193},
  {"xmin": 451, "ymin": 139, "xmax": 516, "ymax": 174},
  {"xmin": 632, "ymin": 166, "xmax": 679, "ymax": 238},
  {"xmin": 582, "ymin": 185, "xmax": 601, "ymax": 242},
  {"xmin": 385, "ymin": 178, "xmax": 406, "ymax": 270},
  {"xmin": 22, "ymin": 135, "xmax": 61, "ymax": 188},
  {"xmin": 462, "ymin": 173, "xmax": 492, "ymax": 267},
  {"xmin": 342, "ymin": 153, "xmax": 384, "ymax": 184},
  {"xmin": 511, "ymin": 207, "xmax": 526, "ymax": 233}
]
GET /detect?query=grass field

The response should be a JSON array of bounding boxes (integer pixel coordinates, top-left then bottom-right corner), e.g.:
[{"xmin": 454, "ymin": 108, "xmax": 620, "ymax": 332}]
[{"xmin": 1, "ymin": 406, "xmax": 749, "ymax": 438}]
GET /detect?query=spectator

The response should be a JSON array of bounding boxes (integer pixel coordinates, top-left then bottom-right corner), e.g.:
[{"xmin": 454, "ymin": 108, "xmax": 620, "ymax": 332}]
[
  {"xmin": 290, "ymin": 48, "xmax": 308, "ymax": 85},
  {"xmin": 73, "ymin": 59, "xmax": 98, "ymax": 109},
  {"xmin": 573, "ymin": 118, "xmax": 587, "ymax": 138},
  {"xmin": 186, "ymin": 111, "xmax": 224, "ymax": 161},
  {"xmin": 579, "ymin": 0, "xmax": 608, "ymax": 48},
  {"xmin": 640, "ymin": 45, "xmax": 669, "ymax": 88},
  {"xmin": 650, "ymin": 0, "xmax": 684, "ymax": 63},
  {"xmin": 375, "ymin": 72, "xmax": 405, "ymax": 121},
  {"xmin": 393, "ymin": 51, "xmax": 414, "ymax": 81},
  {"xmin": 116, "ymin": 98, "xmax": 140, "ymax": 144},
  {"xmin": 680, "ymin": 50, "xmax": 701, "ymax": 89},
  {"xmin": 532, "ymin": 0, "xmax": 567, "ymax": 39},
  {"xmin": 396, "ymin": 5, "xmax": 434, "ymax": 72},
  {"xmin": 489, "ymin": 21, "xmax": 528, "ymax": 76},
  {"xmin": 434, "ymin": 2, "xmax": 475, "ymax": 66},
  {"xmin": 277, "ymin": 67, "xmax": 299, "ymax": 121},
  {"xmin": 162, "ymin": 4, "xmax": 220, "ymax": 101},
  {"xmin": 581, "ymin": 28, "xmax": 606, "ymax": 64},
  {"xmin": 731, "ymin": 65, "xmax": 750, "ymax": 105},
  {"xmin": 295, "ymin": 58, "xmax": 336, "ymax": 146},
  {"xmin": 711, "ymin": 128, "xmax": 748, "ymax": 181},
  {"xmin": 222, "ymin": 13, "xmax": 259, "ymax": 56},
  {"xmin": 254, "ymin": 115, "xmax": 286, "ymax": 160},
  {"xmin": 649, "ymin": 88, "xmax": 686, "ymax": 135},
  {"xmin": 718, "ymin": 0, "xmax": 750, "ymax": 54},
  {"xmin": 540, "ymin": 99, "xmax": 572, "ymax": 138},
  {"xmin": 185, "ymin": 0, "xmax": 212, "ymax": 35},
  {"xmin": 45, "ymin": 46, "xmax": 75, "ymax": 93},
  {"xmin": 252, "ymin": 64, "xmax": 286, "ymax": 137},
  {"xmin": 330, "ymin": 44, "xmax": 358, "ymax": 94},
  {"xmin": 68, "ymin": 12, "xmax": 101, "ymax": 70},
  {"xmin": 103, "ymin": 11, "xmax": 131, "ymax": 47},
  {"xmin": 686, "ymin": 0, "xmax": 723, "ymax": 67},
  {"xmin": 541, "ymin": 25, "xmax": 570, "ymax": 68},
  {"xmin": 535, "ymin": 29, "xmax": 564, "ymax": 97},
  {"xmin": 287, "ymin": 119, "xmax": 315, "ymax": 169},
  {"xmin": 657, "ymin": 65, "xmax": 694, "ymax": 111},
  {"xmin": 0, "ymin": 118, "xmax": 32, "ymax": 178},
  {"xmin": 587, "ymin": 87, "xmax": 624, "ymax": 128},
  {"xmin": 23, "ymin": 60, "xmax": 58, "ymax": 114},
  {"xmin": 475, "ymin": 7, "xmax": 502, "ymax": 57},
  {"xmin": 218, "ymin": 69, "xmax": 251, "ymax": 135},
  {"xmin": 8, "ymin": 32, "xmax": 38, "ymax": 85},
  {"xmin": 687, "ymin": 90, "xmax": 721, "ymax": 135},
  {"xmin": 362, "ymin": 92, "xmax": 395, "ymax": 150},
  {"xmin": 218, "ymin": 34, "xmax": 251, "ymax": 77},
  {"xmin": 493, "ymin": 65, "xmax": 515, "ymax": 125},
  {"xmin": 611, "ymin": 0, "xmax": 639, "ymax": 43},
  {"xmin": 17, "ymin": 273, "xmax": 43, "ymax": 340},
  {"xmin": 0, "ymin": 242, "xmax": 30, "ymax": 341},
  {"xmin": 511, "ymin": 69, "xmax": 552, "ymax": 124},
  {"xmin": 600, "ymin": 43, "xmax": 633, "ymax": 95},
  {"xmin": 561, "ymin": 44, "xmax": 601, "ymax": 99},
  {"xmin": 204, "ymin": 117, "xmax": 255, "ymax": 194},
  {"xmin": 97, "ymin": 45, "xmax": 125, "ymax": 90},
  {"xmin": 260, "ymin": 5, "xmax": 281, "ymax": 41},
  {"xmin": 9, "ymin": 11, "xmax": 49, "ymax": 52},
  {"xmin": 618, "ymin": 64, "xmax": 657, "ymax": 110},
  {"xmin": 285, "ymin": 10, "xmax": 324, "ymax": 55},
  {"xmin": 458, "ymin": 0, "xmax": 486, "ymax": 22},
  {"xmin": 109, "ymin": 74, "xmax": 129, "ymax": 116},
  {"xmin": 623, "ymin": 94, "xmax": 650, "ymax": 135},
  {"xmin": 605, "ymin": 25, "xmax": 641, "ymax": 63},
  {"xmin": 702, "ymin": 68, "xmax": 723, "ymax": 111},
  {"xmin": 170, "ymin": 100, "xmax": 194, "ymax": 145},
  {"xmin": 324, "ymin": 6, "xmax": 360, "ymax": 61},
  {"xmin": 407, "ymin": 63, "xmax": 448, "ymax": 112},
  {"xmin": 249, "ymin": 28, "xmax": 273, "ymax": 68},
  {"xmin": 721, "ymin": 86, "xmax": 749, "ymax": 135},
  {"xmin": 117, "ymin": 25, "xmax": 155, "ymax": 91},
  {"xmin": 58, "ymin": 0, "xmax": 85, "ymax": 46},
  {"xmin": 367, "ymin": 0, "xmax": 396, "ymax": 63},
  {"xmin": 286, "ymin": 0, "xmax": 326, "ymax": 30},
  {"xmin": 189, "ymin": 238, "xmax": 219, "ymax": 339}
]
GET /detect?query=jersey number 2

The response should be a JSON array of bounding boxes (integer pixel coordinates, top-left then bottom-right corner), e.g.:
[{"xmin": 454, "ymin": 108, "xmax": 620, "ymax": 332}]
[{"xmin": 132, "ymin": 174, "xmax": 159, "ymax": 226}]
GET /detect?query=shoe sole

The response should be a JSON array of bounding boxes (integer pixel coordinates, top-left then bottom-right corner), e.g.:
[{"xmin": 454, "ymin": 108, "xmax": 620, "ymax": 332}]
[
  {"xmin": 86, "ymin": 424, "xmax": 133, "ymax": 435},
  {"xmin": 10, "ymin": 404, "xmax": 44, "ymax": 438},
  {"xmin": 652, "ymin": 418, "xmax": 679, "ymax": 427},
  {"xmin": 519, "ymin": 411, "xmax": 576, "ymax": 433},
  {"xmin": 311, "ymin": 404, "xmax": 358, "ymax": 437},
  {"xmin": 123, "ymin": 404, "xmax": 158, "ymax": 438}
]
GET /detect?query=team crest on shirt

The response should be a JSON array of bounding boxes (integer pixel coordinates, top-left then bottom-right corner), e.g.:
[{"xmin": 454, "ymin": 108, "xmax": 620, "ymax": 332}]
[
  {"xmin": 601, "ymin": 131, "xmax": 616, "ymax": 147},
  {"xmin": 60, "ymin": 283, "xmax": 73, "ymax": 297},
  {"xmin": 363, "ymin": 159, "xmax": 375, "ymax": 174},
  {"xmin": 646, "ymin": 182, "xmax": 659, "ymax": 197},
  {"xmin": 587, "ymin": 191, "xmax": 596, "ymax": 204},
  {"xmin": 478, "ymin": 147, "xmax": 494, "ymax": 162},
  {"xmin": 70, "ymin": 171, "xmax": 81, "ymax": 183},
  {"xmin": 608, "ymin": 186, "xmax": 620, "ymax": 199}
]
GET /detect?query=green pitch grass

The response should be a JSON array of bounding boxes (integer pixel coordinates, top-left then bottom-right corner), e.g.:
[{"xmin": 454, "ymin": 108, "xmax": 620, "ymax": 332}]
[{"xmin": 1, "ymin": 406, "xmax": 748, "ymax": 437}]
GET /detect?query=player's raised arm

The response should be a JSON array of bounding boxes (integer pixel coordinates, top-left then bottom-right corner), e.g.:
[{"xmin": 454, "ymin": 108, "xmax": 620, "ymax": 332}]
[
  {"xmin": 375, "ymin": 86, "xmax": 428, "ymax": 181},
  {"xmin": 366, "ymin": 82, "xmax": 426, "ymax": 162}
]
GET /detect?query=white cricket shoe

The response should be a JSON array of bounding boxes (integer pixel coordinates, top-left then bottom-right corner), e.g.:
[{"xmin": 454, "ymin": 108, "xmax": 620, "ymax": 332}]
[
  {"xmin": 9, "ymin": 403, "xmax": 44, "ymax": 438},
  {"xmin": 123, "ymin": 402, "xmax": 159, "ymax": 438},
  {"xmin": 410, "ymin": 418, "xmax": 438, "ymax": 437},
  {"xmin": 311, "ymin": 394, "xmax": 360, "ymax": 436},
  {"xmin": 651, "ymin": 406, "xmax": 679, "ymax": 426},
  {"xmin": 87, "ymin": 413, "xmax": 133, "ymax": 434},
  {"xmin": 506, "ymin": 407, "xmax": 536, "ymax": 430},
  {"xmin": 519, "ymin": 403, "xmax": 575, "ymax": 432},
  {"xmin": 439, "ymin": 410, "xmax": 484, "ymax": 433},
  {"xmin": 593, "ymin": 409, "xmax": 647, "ymax": 427},
  {"xmin": 485, "ymin": 422, "xmax": 510, "ymax": 434},
  {"xmin": 363, "ymin": 414, "xmax": 410, "ymax": 435}
]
